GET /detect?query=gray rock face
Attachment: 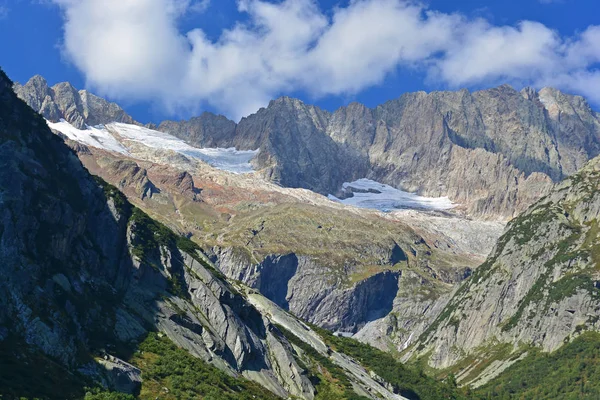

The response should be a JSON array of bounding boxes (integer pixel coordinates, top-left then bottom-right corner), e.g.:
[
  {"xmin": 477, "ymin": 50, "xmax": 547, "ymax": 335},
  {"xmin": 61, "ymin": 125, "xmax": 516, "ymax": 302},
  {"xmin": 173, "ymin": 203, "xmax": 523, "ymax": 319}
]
[
  {"xmin": 158, "ymin": 112, "xmax": 237, "ymax": 148},
  {"xmin": 14, "ymin": 75, "xmax": 134, "ymax": 129},
  {"xmin": 234, "ymin": 97, "xmax": 369, "ymax": 194},
  {"xmin": 354, "ymin": 270, "xmax": 455, "ymax": 354},
  {"xmin": 97, "ymin": 356, "xmax": 142, "ymax": 394},
  {"xmin": 17, "ymin": 76, "xmax": 600, "ymax": 218},
  {"xmin": 157, "ymin": 86, "xmax": 600, "ymax": 218},
  {"xmin": 214, "ymin": 243, "xmax": 470, "ymax": 336},
  {"xmin": 406, "ymin": 154, "xmax": 600, "ymax": 383}
]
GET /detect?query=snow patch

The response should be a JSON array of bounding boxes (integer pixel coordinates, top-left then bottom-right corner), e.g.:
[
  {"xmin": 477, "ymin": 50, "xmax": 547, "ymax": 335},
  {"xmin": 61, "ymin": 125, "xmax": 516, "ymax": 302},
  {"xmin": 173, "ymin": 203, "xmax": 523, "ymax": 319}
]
[
  {"xmin": 328, "ymin": 178, "xmax": 456, "ymax": 212},
  {"xmin": 46, "ymin": 120, "xmax": 257, "ymax": 174},
  {"xmin": 109, "ymin": 123, "xmax": 258, "ymax": 174},
  {"xmin": 47, "ymin": 120, "xmax": 129, "ymax": 155}
]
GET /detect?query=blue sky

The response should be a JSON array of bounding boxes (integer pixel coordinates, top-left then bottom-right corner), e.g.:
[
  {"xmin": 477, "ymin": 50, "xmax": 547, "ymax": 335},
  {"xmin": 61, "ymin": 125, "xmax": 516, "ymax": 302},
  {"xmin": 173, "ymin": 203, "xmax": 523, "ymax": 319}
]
[{"xmin": 1, "ymin": 0, "xmax": 599, "ymax": 123}]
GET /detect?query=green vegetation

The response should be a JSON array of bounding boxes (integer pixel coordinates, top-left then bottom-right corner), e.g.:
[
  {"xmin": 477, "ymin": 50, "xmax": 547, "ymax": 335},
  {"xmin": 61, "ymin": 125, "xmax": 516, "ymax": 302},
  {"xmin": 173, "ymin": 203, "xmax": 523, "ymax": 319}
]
[
  {"xmin": 0, "ymin": 332, "xmax": 282, "ymax": 400},
  {"xmin": 84, "ymin": 389, "xmax": 135, "ymax": 400},
  {"xmin": 504, "ymin": 202, "xmax": 559, "ymax": 246},
  {"xmin": 199, "ymin": 202, "xmax": 477, "ymax": 288},
  {"xmin": 546, "ymin": 274, "xmax": 599, "ymax": 304},
  {"xmin": 275, "ymin": 325, "xmax": 370, "ymax": 400},
  {"xmin": 130, "ymin": 333, "xmax": 279, "ymax": 400},
  {"xmin": 93, "ymin": 176, "xmax": 132, "ymax": 218},
  {"xmin": 438, "ymin": 341, "xmax": 517, "ymax": 386},
  {"xmin": 129, "ymin": 207, "xmax": 179, "ymax": 265},
  {"xmin": 475, "ymin": 332, "xmax": 600, "ymax": 399},
  {"xmin": 308, "ymin": 325, "xmax": 467, "ymax": 400}
]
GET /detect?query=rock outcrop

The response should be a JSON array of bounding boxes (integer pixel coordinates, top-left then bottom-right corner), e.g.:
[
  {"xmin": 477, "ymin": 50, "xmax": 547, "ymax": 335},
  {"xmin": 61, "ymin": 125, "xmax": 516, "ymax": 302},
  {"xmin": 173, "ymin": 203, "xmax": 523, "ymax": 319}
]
[
  {"xmin": 13, "ymin": 75, "xmax": 134, "ymax": 129},
  {"xmin": 406, "ymin": 153, "xmax": 600, "ymax": 385}
]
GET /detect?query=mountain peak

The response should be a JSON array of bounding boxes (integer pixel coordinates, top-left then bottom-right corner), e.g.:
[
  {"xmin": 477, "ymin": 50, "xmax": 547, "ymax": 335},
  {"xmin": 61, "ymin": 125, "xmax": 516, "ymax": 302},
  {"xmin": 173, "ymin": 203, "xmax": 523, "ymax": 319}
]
[
  {"xmin": 15, "ymin": 76, "xmax": 135, "ymax": 129},
  {"xmin": 268, "ymin": 95, "xmax": 307, "ymax": 108},
  {"xmin": 25, "ymin": 74, "xmax": 49, "ymax": 88}
]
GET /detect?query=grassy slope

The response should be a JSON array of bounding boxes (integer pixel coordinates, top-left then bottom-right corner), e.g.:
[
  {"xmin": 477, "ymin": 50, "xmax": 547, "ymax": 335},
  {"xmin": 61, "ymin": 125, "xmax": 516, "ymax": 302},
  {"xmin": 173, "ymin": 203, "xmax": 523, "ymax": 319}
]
[
  {"xmin": 128, "ymin": 333, "xmax": 280, "ymax": 400},
  {"xmin": 473, "ymin": 332, "xmax": 600, "ymax": 399}
]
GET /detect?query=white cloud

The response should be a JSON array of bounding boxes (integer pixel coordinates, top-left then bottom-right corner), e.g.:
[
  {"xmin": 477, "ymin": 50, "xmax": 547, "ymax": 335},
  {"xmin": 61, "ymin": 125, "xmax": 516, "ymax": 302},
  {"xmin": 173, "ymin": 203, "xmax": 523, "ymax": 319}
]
[
  {"xmin": 305, "ymin": 2, "xmax": 460, "ymax": 95},
  {"xmin": 436, "ymin": 22, "xmax": 600, "ymax": 106},
  {"xmin": 49, "ymin": 0, "xmax": 600, "ymax": 120},
  {"xmin": 189, "ymin": 0, "xmax": 210, "ymax": 14},
  {"xmin": 435, "ymin": 21, "xmax": 561, "ymax": 86}
]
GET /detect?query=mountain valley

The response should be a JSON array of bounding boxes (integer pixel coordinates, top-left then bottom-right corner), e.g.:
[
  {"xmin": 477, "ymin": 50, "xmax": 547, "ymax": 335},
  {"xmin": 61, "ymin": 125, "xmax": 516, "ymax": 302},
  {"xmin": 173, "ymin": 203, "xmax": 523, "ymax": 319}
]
[{"xmin": 4, "ymin": 70, "xmax": 600, "ymax": 399}]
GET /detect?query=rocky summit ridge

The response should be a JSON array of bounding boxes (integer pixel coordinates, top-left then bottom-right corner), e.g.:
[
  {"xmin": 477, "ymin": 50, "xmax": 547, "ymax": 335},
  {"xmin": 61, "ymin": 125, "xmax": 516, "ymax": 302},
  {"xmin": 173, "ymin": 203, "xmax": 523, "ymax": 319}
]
[
  {"xmin": 157, "ymin": 85, "xmax": 600, "ymax": 219},
  {"xmin": 17, "ymin": 75, "xmax": 600, "ymax": 219},
  {"xmin": 13, "ymin": 75, "xmax": 135, "ymax": 129}
]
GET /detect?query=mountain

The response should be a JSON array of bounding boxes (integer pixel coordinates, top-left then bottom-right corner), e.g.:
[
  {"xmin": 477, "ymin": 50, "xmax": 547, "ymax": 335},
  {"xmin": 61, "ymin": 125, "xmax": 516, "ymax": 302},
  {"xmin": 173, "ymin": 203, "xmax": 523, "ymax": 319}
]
[
  {"xmin": 11, "ymin": 74, "xmax": 498, "ymax": 349},
  {"xmin": 156, "ymin": 86, "xmax": 600, "ymax": 218},
  {"xmin": 49, "ymin": 118, "xmax": 492, "ymax": 349},
  {"xmin": 13, "ymin": 75, "xmax": 135, "ymax": 129},
  {"xmin": 18, "ymin": 76, "xmax": 600, "ymax": 219},
  {"xmin": 404, "ymin": 151, "xmax": 600, "ymax": 388},
  {"xmin": 0, "ymin": 69, "xmax": 472, "ymax": 400},
  {"xmin": 35, "ymin": 103, "xmax": 502, "ymax": 345}
]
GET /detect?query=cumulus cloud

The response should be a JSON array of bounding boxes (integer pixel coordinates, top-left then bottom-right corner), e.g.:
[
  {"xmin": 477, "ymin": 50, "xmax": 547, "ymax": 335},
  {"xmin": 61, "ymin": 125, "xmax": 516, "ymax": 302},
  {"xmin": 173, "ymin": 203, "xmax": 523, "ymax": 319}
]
[{"xmin": 49, "ymin": 0, "xmax": 600, "ymax": 119}]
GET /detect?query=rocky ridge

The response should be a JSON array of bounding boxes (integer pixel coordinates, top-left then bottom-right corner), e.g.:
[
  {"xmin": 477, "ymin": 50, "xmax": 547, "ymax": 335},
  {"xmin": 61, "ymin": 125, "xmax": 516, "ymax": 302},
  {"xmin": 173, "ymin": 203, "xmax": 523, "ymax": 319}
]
[
  {"xmin": 404, "ymin": 153, "xmax": 600, "ymax": 386},
  {"xmin": 18, "ymin": 76, "xmax": 600, "ymax": 219},
  {"xmin": 13, "ymin": 75, "xmax": 134, "ymax": 129},
  {"xmin": 156, "ymin": 86, "xmax": 600, "ymax": 218}
]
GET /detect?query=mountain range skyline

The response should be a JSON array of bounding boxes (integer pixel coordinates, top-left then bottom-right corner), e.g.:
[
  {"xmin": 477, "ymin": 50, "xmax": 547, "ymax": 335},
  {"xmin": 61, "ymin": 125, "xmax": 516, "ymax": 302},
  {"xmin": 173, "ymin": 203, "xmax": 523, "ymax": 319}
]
[{"xmin": 2, "ymin": 0, "xmax": 600, "ymax": 123}]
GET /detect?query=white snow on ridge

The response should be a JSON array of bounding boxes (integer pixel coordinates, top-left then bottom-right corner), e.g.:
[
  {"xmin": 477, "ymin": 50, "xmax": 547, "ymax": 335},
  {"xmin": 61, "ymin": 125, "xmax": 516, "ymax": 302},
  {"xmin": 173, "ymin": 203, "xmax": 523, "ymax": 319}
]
[
  {"xmin": 46, "ymin": 120, "xmax": 258, "ymax": 174},
  {"xmin": 109, "ymin": 123, "xmax": 258, "ymax": 174},
  {"xmin": 328, "ymin": 178, "xmax": 456, "ymax": 212},
  {"xmin": 47, "ymin": 120, "xmax": 129, "ymax": 155}
]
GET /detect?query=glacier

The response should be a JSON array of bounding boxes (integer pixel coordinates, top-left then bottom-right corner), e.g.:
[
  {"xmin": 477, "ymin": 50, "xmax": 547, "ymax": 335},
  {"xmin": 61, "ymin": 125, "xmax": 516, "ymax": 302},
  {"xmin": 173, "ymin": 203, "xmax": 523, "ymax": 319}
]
[
  {"xmin": 47, "ymin": 119, "xmax": 130, "ymax": 155},
  {"xmin": 328, "ymin": 178, "xmax": 456, "ymax": 212},
  {"xmin": 46, "ymin": 120, "xmax": 258, "ymax": 174},
  {"xmin": 109, "ymin": 123, "xmax": 258, "ymax": 174}
]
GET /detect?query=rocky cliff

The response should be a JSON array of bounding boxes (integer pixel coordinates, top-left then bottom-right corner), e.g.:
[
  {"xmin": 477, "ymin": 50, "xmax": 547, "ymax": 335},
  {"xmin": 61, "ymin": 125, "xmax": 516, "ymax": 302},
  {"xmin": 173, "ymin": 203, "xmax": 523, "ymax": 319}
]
[
  {"xmin": 13, "ymin": 75, "xmax": 134, "ymax": 129},
  {"xmin": 157, "ymin": 86, "xmax": 600, "ymax": 218},
  {"xmin": 405, "ymin": 152, "xmax": 600, "ymax": 386}
]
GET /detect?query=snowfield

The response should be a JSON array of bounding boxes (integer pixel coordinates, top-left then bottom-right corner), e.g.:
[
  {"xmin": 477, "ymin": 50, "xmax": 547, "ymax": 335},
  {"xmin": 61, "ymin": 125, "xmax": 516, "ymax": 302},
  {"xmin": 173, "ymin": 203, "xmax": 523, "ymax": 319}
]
[
  {"xmin": 46, "ymin": 120, "xmax": 258, "ymax": 174},
  {"xmin": 328, "ymin": 178, "xmax": 456, "ymax": 212},
  {"xmin": 47, "ymin": 120, "xmax": 455, "ymax": 212},
  {"xmin": 47, "ymin": 120, "xmax": 130, "ymax": 155},
  {"xmin": 109, "ymin": 123, "xmax": 258, "ymax": 173}
]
